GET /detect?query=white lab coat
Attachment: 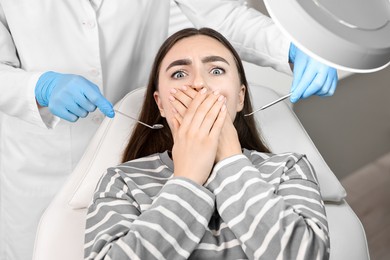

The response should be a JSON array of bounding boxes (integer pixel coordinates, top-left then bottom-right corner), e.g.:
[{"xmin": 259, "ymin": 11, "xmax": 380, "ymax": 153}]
[{"xmin": 0, "ymin": 0, "xmax": 290, "ymax": 259}]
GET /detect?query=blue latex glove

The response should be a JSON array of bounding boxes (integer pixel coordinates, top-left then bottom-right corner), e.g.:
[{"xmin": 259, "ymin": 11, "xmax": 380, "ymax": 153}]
[
  {"xmin": 35, "ymin": 71, "xmax": 114, "ymax": 122},
  {"xmin": 289, "ymin": 43, "xmax": 338, "ymax": 103}
]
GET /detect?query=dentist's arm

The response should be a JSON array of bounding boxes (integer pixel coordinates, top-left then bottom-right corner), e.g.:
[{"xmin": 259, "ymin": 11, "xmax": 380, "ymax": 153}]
[
  {"xmin": 35, "ymin": 71, "xmax": 114, "ymax": 122},
  {"xmin": 0, "ymin": 4, "xmax": 115, "ymax": 127},
  {"xmin": 0, "ymin": 3, "xmax": 45, "ymax": 126}
]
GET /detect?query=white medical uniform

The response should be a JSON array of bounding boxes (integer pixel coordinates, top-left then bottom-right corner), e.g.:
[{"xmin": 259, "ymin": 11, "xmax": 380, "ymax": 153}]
[{"xmin": 0, "ymin": 0, "xmax": 291, "ymax": 259}]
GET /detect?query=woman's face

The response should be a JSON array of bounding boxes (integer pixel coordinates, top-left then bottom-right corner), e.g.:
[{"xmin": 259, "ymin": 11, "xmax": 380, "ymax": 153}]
[{"xmin": 154, "ymin": 35, "xmax": 245, "ymax": 130}]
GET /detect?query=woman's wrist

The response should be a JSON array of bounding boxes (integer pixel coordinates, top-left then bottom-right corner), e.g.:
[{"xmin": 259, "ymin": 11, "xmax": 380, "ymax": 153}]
[{"xmin": 215, "ymin": 145, "xmax": 242, "ymax": 163}]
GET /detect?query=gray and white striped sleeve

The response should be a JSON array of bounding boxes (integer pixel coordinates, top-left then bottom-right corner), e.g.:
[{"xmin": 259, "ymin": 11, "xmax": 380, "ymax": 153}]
[
  {"xmin": 205, "ymin": 153, "xmax": 330, "ymax": 260},
  {"xmin": 84, "ymin": 169, "xmax": 215, "ymax": 260}
]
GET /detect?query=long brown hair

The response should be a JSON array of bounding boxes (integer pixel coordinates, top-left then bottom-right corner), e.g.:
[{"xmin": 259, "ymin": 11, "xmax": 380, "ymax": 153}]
[{"xmin": 122, "ymin": 28, "xmax": 270, "ymax": 162}]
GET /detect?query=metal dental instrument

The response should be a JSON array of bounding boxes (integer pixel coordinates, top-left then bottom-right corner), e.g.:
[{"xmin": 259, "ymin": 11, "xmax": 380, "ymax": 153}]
[
  {"xmin": 114, "ymin": 109, "xmax": 164, "ymax": 129},
  {"xmin": 244, "ymin": 93, "xmax": 292, "ymax": 116}
]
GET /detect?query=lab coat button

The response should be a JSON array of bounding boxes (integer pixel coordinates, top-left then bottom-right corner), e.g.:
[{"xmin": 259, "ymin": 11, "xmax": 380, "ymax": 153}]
[
  {"xmin": 83, "ymin": 20, "xmax": 96, "ymax": 29},
  {"xmin": 90, "ymin": 69, "xmax": 100, "ymax": 76}
]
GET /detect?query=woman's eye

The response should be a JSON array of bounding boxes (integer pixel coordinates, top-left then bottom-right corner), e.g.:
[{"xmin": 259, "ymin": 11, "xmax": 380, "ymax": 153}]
[
  {"xmin": 172, "ymin": 71, "xmax": 187, "ymax": 79},
  {"xmin": 210, "ymin": 68, "xmax": 225, "ymax": 75}
]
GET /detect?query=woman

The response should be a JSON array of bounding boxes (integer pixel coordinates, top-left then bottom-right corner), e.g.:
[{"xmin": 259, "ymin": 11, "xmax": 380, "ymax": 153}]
[
  {"xmin": 84, "ymin": 28, "xmax": 329, "ymax": 260},
  {"xmin": 1, "ymin": 2, "xmax": 336, "ymax": 259}
]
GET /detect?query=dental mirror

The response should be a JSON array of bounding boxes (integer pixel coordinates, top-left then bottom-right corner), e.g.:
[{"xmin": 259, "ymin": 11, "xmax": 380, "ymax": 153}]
[
  {"xmin": 114, "ymin": 110, "xmax": 164, "ymax": 130},
  {"xmin": 244, "ymin": 93, "xmax": 292, "ymax": 116}
]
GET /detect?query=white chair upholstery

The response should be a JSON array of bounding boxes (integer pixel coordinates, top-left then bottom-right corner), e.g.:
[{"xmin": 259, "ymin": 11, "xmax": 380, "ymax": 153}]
[{"xmin": 32, "ymin": 85, "xmax": 370, "ymax": 260}]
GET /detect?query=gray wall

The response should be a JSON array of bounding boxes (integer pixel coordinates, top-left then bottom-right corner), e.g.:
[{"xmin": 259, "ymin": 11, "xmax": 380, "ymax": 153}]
[
  {"xmin": 247, "ymin": 0, "xmax": 390, "ymax": 180},
  {"xmin": 294, "ymin": 67, "xmax": 390, "ymax": 179},
  {"xmin": 246, "ymin": 0, "xmax": 268, "ymax": 15}
]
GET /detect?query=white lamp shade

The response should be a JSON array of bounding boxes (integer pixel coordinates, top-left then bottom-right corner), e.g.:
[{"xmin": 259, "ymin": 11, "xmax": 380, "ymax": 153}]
[{"xmin": 263, "ymin": 0, "xmax": 390, "ymax": 73}]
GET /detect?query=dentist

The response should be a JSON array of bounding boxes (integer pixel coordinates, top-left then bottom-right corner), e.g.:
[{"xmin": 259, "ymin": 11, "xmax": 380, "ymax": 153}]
[{"xmin": 0, "ymin": 1, "xmax": 337, "ymax": 260}]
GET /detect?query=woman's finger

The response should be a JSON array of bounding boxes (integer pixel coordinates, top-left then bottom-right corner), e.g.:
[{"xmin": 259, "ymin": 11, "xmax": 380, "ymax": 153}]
[
  {"xmin": 179, "ymin": 87, "xmax": 209, "ymax": 130},
  {"xmin": 171, "ymin": 114, "xmax": 180, "ymax": 138},
  {"xmin": 199, "ymin": 95, "xmax": 225, "ymax": 135},
  {"xmin": 169, "ymin": 86, "xmax": 198, "ymax": 116},
  {"xmin": 179, "ymin": 85, "xmax": 198, "ymax": 100},
  {"xmin": 170, "ymin": 87, "xmax": 193, "ymax": 109},
  {"xmin": 173, "ymin": 107, "xmax": 183, "ymax": 125},
  {"xmin": 209, "ymin": 103, "xmax": 227, "ymax": 139},
  {"xmin": 189, "ymin": 91, "xmax": 221, "ymax": 132},
  {"xmin": 169, "ymin": 95, "xmax": 188, "ymax": 117}
]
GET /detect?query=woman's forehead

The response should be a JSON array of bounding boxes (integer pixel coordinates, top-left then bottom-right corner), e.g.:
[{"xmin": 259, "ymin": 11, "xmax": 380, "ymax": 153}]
[{"xmin": 163, "ymin": 35, "xmax": 234, "ymax": 62}]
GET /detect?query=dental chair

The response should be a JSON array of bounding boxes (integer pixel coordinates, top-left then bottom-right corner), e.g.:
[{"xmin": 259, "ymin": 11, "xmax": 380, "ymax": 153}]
[{"xmin": 32, "ymin": 85, "xmax": 370, "ymax": 260}]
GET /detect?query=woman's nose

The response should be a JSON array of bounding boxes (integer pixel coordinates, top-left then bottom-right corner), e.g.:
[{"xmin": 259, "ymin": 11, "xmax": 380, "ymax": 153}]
[
  {"xmin": 191, "ymin": 83, "xmax": 205, "ymax": 92},
  {"xmin": 191, "ymin": 73, "xmax": 207, "ymax": 91}
]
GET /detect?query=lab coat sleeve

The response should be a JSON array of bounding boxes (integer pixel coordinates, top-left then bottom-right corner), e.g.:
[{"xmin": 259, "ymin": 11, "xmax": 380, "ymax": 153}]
[
  {"xmin": 175, "ymin": 0, "xmax": 292, "ymax": 75},
  {"xmin": 0, "ymin": 4, "xmax": 58, "ymax": 129}
]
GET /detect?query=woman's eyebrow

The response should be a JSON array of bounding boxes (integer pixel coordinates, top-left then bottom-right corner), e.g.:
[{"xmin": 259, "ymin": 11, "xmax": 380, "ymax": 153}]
[
  {"xmin": 166, "ymin": 59, "xmax": 192, "ymax": 71},
  {"xmin": 165, "ymin": 56, "xmax": 229, "ymax": 71},
  {"xmin": 202, "ymin": 55, "xmax": 230, "ymax": 65}
]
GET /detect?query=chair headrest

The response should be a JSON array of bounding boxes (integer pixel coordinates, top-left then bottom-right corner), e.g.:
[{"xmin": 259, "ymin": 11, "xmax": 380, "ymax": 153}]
[{"xmin": 68, "ymin": 86, "xmax": 346, "ymax": 209}]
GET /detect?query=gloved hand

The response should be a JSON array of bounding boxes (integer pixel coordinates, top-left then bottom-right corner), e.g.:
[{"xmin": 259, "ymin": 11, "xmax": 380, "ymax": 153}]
[
  {"xmin": 289, "ymin": 43, "xmax": 338, "ymax": 103},
  {"xmin": 35, "ymin": 71, "xmax": 114, "ymax": 122}
]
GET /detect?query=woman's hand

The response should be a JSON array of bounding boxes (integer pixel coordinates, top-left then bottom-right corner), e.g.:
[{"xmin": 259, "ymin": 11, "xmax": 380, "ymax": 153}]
[
  {"xmin": 215, "ymin": 114, "xmax": 242, "ymax": 163},
  {"xmin": 171, "ymin": 87, "xmax": 227, "ymax": 185},
  {"xmin": 170, "ymin": 86, "xmax": 242, "ymax": 164}
]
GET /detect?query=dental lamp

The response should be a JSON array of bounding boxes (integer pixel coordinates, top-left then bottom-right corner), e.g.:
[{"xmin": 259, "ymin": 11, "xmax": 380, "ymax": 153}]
[{"xmin": 263, "ymin": 0, "xmax": 390, "ymax": 73}]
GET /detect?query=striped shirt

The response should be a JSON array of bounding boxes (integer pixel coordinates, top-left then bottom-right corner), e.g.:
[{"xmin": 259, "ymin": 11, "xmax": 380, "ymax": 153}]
[{"xmin": 85, "ymin": 149, "xmax": 329, "ymax": 260}]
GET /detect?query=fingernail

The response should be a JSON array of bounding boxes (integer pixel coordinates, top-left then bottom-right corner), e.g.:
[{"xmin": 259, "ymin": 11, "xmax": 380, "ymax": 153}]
[
  {"xmin": 200, "ymin": 88, "xmax": 207, "ymax": 94},
  {"xmin": 213, "ymin": 90, "xmax": 220, "ymax": 95},
  {"xmin": 169, "ymin": 95, "xmax": 175, "ymax": 102},
  {"xmin": 170, "ymin": 88, "xmax": 177, "ymax": 94},
  {"xmin": 181, "ymin": 85, "xmax": 187, "ymax": 91},
  {"xmin": 107, "ymin": 111, "xmax": 115, "ymax": 118},
  {"xmin": 218, "ymin": 95, "xmax": 225, "ymax": 102},
  {"xmin": 290, "ymin": 96, "xmax": 298, "ymax": 103}
]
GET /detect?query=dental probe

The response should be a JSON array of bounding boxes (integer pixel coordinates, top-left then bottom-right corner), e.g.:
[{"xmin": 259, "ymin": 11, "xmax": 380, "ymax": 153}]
[
  {"xmin": 114, "ymin": 109, "xmax": 164, "ymax": 129},
  {"xmin": 244, "ymin": 93, "xmax": 292, "ymax": 116}
]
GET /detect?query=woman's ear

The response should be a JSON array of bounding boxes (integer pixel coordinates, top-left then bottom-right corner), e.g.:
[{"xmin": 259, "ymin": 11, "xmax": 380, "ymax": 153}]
[
  {"xmin": 153, "ymin": 91, "xmax": 166, "ymax": 117},
  {"xmin": 236, "ymin": 84, "xmax": 246, "ymax": 112}
]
